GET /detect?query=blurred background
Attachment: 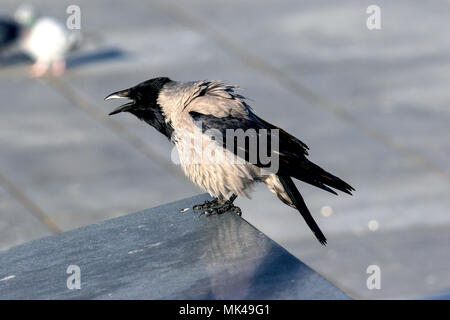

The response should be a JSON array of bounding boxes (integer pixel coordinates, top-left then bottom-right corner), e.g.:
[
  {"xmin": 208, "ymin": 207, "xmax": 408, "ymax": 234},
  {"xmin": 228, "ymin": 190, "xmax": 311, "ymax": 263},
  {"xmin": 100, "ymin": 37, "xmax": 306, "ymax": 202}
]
[{"xmin": 1, "ymin": 0, "xmax": 449, "ymax": 299}]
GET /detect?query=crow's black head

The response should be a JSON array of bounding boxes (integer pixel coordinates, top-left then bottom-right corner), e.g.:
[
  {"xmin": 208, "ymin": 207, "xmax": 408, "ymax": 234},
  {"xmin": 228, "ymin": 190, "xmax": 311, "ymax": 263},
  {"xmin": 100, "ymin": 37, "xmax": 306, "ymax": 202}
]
[
  {"xmin": 105, "ymin": 77, "xmax": 171, "ymax": 115},
  {"xmin": 105, "ymin": 77, "xmax": 173, "ymax": 138}
]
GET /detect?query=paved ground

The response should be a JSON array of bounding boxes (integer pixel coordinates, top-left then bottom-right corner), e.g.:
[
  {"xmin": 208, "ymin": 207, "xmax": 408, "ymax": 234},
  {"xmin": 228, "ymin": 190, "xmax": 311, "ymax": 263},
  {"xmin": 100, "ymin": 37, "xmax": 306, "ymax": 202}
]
[{"xmin": 0, "ymin": 0, "xmax": 449, "ymax": 299}]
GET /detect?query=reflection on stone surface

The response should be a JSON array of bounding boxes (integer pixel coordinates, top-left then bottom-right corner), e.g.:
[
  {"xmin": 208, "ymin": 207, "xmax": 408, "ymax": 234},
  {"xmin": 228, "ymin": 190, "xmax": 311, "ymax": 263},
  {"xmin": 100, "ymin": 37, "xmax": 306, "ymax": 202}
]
[{"xmin": 203, "ymin": 216, "xmax": 266, "ymax": 299}]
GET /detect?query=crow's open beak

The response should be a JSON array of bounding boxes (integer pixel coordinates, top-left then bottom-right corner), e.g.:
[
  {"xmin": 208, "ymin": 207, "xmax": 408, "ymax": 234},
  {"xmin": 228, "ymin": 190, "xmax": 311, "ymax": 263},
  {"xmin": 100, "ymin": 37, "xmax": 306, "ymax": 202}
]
[{"xmin": 105, "ymin": 89, "xmax": 134, "ymax": 115}]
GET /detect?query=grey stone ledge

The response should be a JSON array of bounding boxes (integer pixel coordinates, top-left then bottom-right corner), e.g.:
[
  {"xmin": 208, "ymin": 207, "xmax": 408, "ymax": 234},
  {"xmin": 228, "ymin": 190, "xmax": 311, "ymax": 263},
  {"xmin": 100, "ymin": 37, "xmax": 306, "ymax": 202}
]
[{"xmin": 0, "ymin": 194, "xmax": 350, "ymax": 299}]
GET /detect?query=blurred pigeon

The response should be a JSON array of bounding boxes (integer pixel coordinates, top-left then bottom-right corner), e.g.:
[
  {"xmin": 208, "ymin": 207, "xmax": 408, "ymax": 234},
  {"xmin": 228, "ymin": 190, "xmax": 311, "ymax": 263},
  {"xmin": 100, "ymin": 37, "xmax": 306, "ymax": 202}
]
[
  {"xmin": 106, "ymin": 78, "xmax": 355, "ymax": 245},
  {"xmin": 14, "ymin": 5, "xmax": 82, "ymax": 77}
]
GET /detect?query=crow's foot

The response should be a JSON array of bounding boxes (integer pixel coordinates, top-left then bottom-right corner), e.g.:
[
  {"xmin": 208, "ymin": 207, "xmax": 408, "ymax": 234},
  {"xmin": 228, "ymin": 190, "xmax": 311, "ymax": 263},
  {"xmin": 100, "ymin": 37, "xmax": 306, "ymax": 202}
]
[
  {"xmin": 193, "ymin": 198, "xmax": 220, "ymax": 210},
  {"xmin": 198, "ymin": 198, "xmax": 242, "ymax": 217}
]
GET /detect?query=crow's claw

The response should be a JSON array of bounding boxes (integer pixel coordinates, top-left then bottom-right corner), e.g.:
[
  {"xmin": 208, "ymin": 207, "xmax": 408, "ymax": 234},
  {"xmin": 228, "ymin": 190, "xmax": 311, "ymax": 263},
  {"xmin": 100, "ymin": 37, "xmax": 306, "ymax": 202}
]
[
  {"xmin": 198, "ymin": 200, "xmax": 242, "ymax": 217},
  {"xmin": 193, "ymin": 198, "xmax": 219, "ymax": 210}
]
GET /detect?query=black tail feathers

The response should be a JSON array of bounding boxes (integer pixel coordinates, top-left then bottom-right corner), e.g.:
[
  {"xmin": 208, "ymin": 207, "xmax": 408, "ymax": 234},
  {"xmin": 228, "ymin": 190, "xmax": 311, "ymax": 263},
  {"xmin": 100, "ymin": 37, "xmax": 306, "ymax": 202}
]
[
  {"xmin": 296, "ymin": 160, "xmax": 355, "ymax": 196},
  {"xmin": 278, "ymin": 175, "xmax": 327, "ymax": 245}
]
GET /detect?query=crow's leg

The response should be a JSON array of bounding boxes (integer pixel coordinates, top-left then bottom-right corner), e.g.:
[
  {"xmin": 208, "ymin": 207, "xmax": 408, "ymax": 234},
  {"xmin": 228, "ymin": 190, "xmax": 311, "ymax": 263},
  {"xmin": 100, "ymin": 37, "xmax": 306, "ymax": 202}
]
[
  {"xmin": 193, "ymin": 197, "xmax": 220, "ymax": 210},
  {"xmin": 199, "ymin": 194, "xmax": 242, "ymax": 217}
]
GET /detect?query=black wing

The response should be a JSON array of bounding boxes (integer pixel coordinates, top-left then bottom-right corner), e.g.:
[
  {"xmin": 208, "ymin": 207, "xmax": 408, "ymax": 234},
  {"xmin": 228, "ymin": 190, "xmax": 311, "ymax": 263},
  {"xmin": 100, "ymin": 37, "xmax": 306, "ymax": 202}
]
[{"xmin": 190, "ymin": 111, "xmax": 354, "ymax": 195}]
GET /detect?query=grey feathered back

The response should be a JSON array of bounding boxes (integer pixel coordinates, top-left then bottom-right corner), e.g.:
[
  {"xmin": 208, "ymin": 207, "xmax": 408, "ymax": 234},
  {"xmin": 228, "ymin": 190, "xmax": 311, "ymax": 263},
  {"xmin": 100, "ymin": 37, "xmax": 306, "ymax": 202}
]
[{"xmin": 158, "ymin": 80, "xmax": 253, "ymax": 122}]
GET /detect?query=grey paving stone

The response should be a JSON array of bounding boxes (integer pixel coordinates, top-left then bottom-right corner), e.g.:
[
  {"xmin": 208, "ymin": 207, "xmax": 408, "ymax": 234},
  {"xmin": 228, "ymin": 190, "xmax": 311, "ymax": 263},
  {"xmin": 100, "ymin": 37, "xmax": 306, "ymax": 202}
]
[
  {"xmin": 287, "ymin": 224, "xmax": 450, "ymax": 299},
  {"xmin": 0, "ymin": 184, "xmax": 52, "ymax": 251}
]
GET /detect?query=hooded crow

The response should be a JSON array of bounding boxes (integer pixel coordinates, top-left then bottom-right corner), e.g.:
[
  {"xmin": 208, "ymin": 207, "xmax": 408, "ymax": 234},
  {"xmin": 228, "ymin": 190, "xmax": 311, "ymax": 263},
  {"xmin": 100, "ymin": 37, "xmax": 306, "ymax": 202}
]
[{"xmin": 106, "ymin": 77, "xmax": 354, "ymax": 245}]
